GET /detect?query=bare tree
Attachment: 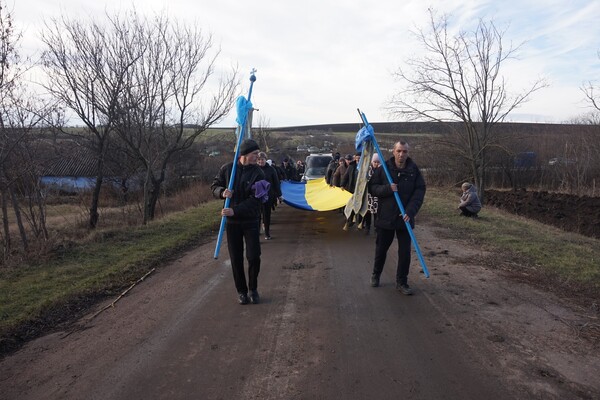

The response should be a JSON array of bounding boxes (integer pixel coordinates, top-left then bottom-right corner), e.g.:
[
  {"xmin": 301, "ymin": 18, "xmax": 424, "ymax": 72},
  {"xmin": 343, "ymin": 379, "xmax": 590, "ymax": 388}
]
[
  {"xmin": 112, "ymin": 12, "xmax": 238, "ymax": 224},
  {"xmin": 388, "ymin": 9, "xmax": 546, "ymax": 199},
  {"xmin": 581, "ymin": 50, "xmax": 600, "ymax": 112},
  {"xmin": 253, "ymin": 113, "xmax": 272, "ymax": 152},
  {"xmin": 40, "ymin": 12, "xmax": 143, "ymax": 229},
  {"xmin": 0, "ymin": 1, "xmax": 21, "ymax": 254},
  {"xmin": 0, "ymin": 1, "xmax": 56, "ymax": 256}
]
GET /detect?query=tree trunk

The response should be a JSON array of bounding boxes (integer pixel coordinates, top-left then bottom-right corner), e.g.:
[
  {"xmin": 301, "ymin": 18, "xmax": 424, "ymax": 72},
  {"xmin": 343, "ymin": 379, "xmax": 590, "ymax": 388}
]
[
  {"xmin": 146, "ymin": 180, "xmax": 163, "ymax": 221},
  {"xmin": 89, "ymin": 151, "xmax": 106, "ymax": 229},
  {"xmin": 89, "ymin": 175, "xmax": 103, "ymax": 229},
  {"xmin": 142, "ymin": 168, "xmax": 152, "ymax": 225},
  {"xmin": 10, "ymin": 185, "xmax": 28, "ymax": 251},
  {"xmin": 1, "ymin": 186, "xmax": 11, "ymax": 254},
  {"xmin": 35, "ymin": 187, "xmax": 49, "ymax": 240}
]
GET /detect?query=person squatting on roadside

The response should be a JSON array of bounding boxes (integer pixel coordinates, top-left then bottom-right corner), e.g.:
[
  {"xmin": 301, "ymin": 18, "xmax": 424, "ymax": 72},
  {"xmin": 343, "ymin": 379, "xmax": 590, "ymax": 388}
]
[
  {"xmin": 458, "ymin": 182, "xmax": 482, "ymax": 217},
  {"xmin": 257, "ymin": 152, "xmax": 282, "ymax": 240},
  {"xmin": 211, "ymin": 139, "xmax": 268, "ymax": 305},
  {"xmin": 368, "ymin": 141, "xmax": 426, "ymax": 295}
]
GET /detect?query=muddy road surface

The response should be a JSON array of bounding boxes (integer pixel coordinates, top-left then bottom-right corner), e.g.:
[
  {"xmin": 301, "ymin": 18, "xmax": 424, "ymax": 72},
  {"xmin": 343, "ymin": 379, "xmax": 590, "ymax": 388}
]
[{"xmin": 1, "ymin": 205, "xmax": 598, "ymax": 399}]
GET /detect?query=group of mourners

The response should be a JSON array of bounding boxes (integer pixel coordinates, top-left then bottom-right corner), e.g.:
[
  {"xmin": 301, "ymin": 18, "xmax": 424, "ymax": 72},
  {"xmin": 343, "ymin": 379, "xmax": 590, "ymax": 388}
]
[
  {"xmin": 272, "ymin": 157, "xmax": 304, "ymax": 182},
  {"xmin": 211, "ymin": 138, "xmax": 482, "ymax": 305}
]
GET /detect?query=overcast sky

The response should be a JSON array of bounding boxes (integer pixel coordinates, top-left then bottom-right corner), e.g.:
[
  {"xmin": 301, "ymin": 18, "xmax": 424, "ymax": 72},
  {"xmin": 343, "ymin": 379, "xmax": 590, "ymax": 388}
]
[{"xmin": 10, "ymin": 0, "xmax": 600, "ymax": 128}]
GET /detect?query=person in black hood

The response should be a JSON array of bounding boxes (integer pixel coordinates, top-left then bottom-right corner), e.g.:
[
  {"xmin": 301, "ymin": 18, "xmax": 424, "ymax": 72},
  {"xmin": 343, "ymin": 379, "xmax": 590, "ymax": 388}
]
[
  {"xmin": 211, "ymin": 139, "xmax": 267, "ymax": 305},
  {"xmin": 368, "ymin": 141, "xmax": 426, "ymax": 295}
]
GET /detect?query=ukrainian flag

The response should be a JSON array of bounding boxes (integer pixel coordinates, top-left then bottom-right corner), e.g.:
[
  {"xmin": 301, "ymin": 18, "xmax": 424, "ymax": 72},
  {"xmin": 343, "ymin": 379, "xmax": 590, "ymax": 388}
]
[{"xmin": 281, "ymin": 178, "xmax": 352, "ymax": 211}]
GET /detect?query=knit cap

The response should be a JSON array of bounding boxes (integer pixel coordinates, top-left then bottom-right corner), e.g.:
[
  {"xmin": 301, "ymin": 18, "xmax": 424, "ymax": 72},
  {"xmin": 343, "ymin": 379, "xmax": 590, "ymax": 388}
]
[{"xmin": 239, "ymin": 139, "xmax": 259, "ymax": 155}]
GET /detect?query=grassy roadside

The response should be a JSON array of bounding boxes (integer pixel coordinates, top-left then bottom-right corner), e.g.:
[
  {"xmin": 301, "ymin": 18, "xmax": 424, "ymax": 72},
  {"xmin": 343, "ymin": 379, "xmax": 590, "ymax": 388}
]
[
  {"xmin": 421, "ymin": 188, "xmax": 600, "ymax": 298},
  {"xmin": 1, "ymin": 189, "xmax": 599, "ymax": 356},
  {"xmin": 0, "ymin": 200, "xmax": 222, "ymax": 355}
]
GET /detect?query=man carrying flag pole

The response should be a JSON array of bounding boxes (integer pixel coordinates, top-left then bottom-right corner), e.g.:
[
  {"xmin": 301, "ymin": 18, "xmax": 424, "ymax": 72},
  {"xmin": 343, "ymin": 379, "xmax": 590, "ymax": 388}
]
[
  {"xmin": 356, "ymin": 110, "xmax": 429, "ymax": 295},
  {"xmin": 211, "ymin": 70, "xmax": 270, "ymax": 305}
]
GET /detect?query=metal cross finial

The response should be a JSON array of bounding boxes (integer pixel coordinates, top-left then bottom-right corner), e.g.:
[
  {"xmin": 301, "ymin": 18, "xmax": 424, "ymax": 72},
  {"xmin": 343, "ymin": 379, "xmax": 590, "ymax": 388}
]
[{"xmin": 250, "ymin": 68, "xmax": 257, "ymax": 75}]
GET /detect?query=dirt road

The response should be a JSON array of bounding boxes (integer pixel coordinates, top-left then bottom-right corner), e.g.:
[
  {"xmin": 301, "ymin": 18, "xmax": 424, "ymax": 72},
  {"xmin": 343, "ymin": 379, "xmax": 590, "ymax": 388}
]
[{"xmin": 1, "ymin": 205, "xmax": 598, "ymax": 399}]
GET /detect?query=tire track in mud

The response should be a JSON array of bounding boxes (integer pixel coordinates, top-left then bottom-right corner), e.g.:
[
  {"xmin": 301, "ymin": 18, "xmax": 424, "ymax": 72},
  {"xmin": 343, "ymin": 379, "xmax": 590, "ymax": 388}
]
[{"xmin": 239, "ymin": 217, "xmax": 322, "ymax": 399}]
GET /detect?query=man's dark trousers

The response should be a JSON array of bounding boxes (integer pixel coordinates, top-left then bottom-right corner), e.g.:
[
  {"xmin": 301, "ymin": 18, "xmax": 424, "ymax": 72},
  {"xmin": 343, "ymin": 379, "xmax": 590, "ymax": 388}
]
[
  {"xmin": 226, "ymin": 221, "xmax": 261, "ymax": 294},
  {"xmin": 373, "ymin": 227, "xmax": 412, "ymax": 285}
]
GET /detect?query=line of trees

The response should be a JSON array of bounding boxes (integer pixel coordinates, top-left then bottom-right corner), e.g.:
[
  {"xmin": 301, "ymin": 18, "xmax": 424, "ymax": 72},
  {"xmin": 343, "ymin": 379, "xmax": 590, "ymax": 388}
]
[
  {"xmin": 1, "ymin": 3, "xmax": 63, "ymax": 256},
  {"xmin": 1, "ymin": 3, "xmax": 239, "ymax": 258},
  {"xmin": 414, "ymin": 123, "xmax": 600, "ymax": 196}
]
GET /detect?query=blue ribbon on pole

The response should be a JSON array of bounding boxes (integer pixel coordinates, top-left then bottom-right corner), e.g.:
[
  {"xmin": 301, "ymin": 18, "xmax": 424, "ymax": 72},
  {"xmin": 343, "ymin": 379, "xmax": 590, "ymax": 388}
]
[
  {"xmin": 213, "ymin": 70, "xmax": 257, "ymax": 259},
  {"xmin": 356, "ymin": 109, "xmax": 430, "ymax": 278}
]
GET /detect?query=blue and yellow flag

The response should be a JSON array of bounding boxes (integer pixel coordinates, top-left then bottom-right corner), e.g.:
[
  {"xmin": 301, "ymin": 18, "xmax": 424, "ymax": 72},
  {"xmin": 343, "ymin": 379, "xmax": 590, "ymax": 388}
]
[{"xmin": 281, "ymin": 178, "xmax": 352, "ymax": 211}]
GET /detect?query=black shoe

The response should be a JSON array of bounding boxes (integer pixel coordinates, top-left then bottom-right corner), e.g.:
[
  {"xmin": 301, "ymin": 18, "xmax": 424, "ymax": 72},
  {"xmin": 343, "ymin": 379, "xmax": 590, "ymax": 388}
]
[
  {"xmin": 396, "ymin": 283, "xmax": 413, "ymax": 295},
  {"xmin": 370, "ymin": 273, "xmax": 380, "ymax": 287},
  {"xmin": 249, "ymin": 290, "xmax": 260, "ymax": 304},
  {"xmin": 265, "ymin": 235, "xmax": 272, "ymax": 240},
  {"xmin": 238, "ymin": 293, "xmax": 249, "ymax": 305}
]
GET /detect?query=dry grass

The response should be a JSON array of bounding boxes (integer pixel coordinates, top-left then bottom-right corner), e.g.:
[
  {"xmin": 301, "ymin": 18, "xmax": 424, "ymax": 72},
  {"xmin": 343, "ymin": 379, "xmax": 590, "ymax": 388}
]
[
  {"xmin": 421, "ymin": 187, "xmax": 600, "ymax": 311},
  {"xmin": 1, "ymin": 181, "xmax": 215, "ymax": 268},
  {"xmin": 0, "ymin": 197, "xmax": 222, "ymax": 355}
]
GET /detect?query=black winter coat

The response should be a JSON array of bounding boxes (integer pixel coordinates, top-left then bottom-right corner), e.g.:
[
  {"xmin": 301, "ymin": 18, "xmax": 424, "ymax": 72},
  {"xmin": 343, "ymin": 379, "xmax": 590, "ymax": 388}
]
[
  {"xmin": 341, "ymin": 160, "xmax": 358, "ymax": 193},
  {"xmin": 325, "ymin": 160, "xmax": 338, "ymax": 185},
  {"xmin": 211, "ymin": 162, "xmax": 266, "ymax": 223},
  {"xmin": 368, "ymin": 157, "xmax": 426, "ymax": 230},
  {"xmin": 282, "ymin": 163, "xmax": 298, "ymax": 181},
  {"xmin": 260, "ymin": 164, "xmax": 282, "ymax": 205}
]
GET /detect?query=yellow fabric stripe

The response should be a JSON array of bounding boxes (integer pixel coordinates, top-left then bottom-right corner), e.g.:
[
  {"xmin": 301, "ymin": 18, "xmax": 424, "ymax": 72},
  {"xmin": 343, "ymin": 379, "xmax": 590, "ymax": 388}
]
[{"xmin": 304, "ymin": 178, "xmax": 352, "ymax": 211}]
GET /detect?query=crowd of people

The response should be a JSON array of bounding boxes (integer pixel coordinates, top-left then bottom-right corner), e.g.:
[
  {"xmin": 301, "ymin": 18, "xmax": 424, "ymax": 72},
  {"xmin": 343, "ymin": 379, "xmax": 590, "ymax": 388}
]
[{"xmin": 212, "ymin": 139, "xmax": 482, "ymax": 304}]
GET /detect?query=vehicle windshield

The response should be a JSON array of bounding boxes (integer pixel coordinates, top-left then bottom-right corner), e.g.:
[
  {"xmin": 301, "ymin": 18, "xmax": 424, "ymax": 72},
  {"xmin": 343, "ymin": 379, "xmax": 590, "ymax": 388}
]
[
  {"xmin": 303, "ymin": 155, "xmax": 333, "ymax": 180},
  {"xmin": 306, "ymin": 156, "xmax": 332, "ymax": 169}
]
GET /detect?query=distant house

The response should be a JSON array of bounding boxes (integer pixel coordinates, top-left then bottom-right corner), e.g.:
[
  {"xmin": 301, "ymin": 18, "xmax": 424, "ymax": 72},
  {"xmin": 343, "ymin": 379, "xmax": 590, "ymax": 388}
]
[
  {"xmin": 40, "ymin": 153, "xmax": 97, "ymax": 192},
  {"xmin": 38, "ymin": 140, "xmax": 206, "ymax": 194},
  {"xmin": 39, "ymin": 144, "xmax": 127, "ymax": 194},
  {"xmin": 513, "ymin": 152, "xmax": 536, "ymax": 168}
]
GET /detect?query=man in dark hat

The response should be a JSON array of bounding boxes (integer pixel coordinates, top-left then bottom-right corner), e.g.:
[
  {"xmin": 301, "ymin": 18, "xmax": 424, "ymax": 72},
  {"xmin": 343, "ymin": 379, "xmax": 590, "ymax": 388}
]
[{"xmin": 211, "ymin": 139, "xmax": 267, "ymax": 305}]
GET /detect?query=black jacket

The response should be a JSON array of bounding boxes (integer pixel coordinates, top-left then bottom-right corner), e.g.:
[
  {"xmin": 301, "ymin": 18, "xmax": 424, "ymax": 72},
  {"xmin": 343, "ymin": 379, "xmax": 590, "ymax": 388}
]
[
  {"xmin": 368, "ymin": 157, "xmax": 426, "ymax": 230},
  {"xmin": 282, "ymin": 163, "xmax": 298, "ymax": 181},
  {"xmin": 260, "ymin": 164, "xmax": 282, "ymax": 204},
  {"xmin": 325, "ymin": 159, "xmax": 338, "ymax": 185},
  {"xmin": 211, "ymin": 162, "xmax": 266, "ymax": 223},
  {"xmin": 341, "ymin": 160, "xmax": 358, "ymax": 193}
]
